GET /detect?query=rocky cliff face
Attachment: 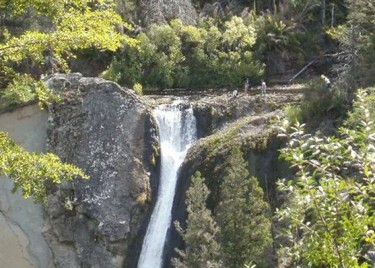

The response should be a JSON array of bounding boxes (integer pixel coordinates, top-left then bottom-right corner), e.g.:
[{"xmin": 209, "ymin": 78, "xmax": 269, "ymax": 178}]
[
  {"xmin": 44, "ymin": 74, "xmax": 159, "ymax": 267},
  {"xmin": 0, "ymin": 76, "xmax": 303, "ymax": 268},
  {"xmin": 137, "ymin": 0, "xmax": 197, "ymax": 26}
]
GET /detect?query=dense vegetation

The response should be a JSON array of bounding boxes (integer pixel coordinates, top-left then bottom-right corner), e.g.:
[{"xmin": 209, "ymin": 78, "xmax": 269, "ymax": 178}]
[
  {"xmin": 277, "ymin": 90, "xmax": 375, "ymax": 267},
  {"xmin": 102, "ymin": 16, "xmax": 264, "ymax": 89},
  {"xmin": 174, "ymin": 148, "xmax": 272, "ymax": 267},
  {"xmin": 100, "ymin": 0, "xmax": 349, "ymax": 91},
  {"xmin": 102, "ymin": 10, "xmax": 303, "ymax": 90}
]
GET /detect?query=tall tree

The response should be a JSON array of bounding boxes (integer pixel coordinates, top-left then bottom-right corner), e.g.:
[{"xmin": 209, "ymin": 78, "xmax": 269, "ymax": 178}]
[
  {"xmin": 173, "ymin": 171, "xmax": 222, "ymax": 268},
  {"xmin": 217, "ymin": 146, "xmax": 272, "ymax": 268},
  {"xmin": 330, "ymin": 0, "xmax": 375, "ymax": 92}
]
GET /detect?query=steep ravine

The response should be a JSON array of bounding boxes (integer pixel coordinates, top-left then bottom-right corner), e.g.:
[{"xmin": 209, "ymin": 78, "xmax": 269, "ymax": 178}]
[
  {"xmin": 44, "ymin": 81, "xmax": 301, "ymax": 267},
  {"xmin": 143, "ymin": 90, "xmax": 301, "ymax": 267},
  {"xmin": 0, "ymin": 75, "xmax": 302, "ymax": 267}
]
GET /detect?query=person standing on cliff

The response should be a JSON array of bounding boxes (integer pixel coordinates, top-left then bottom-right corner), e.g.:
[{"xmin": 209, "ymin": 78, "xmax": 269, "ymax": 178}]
[
  {"xmin": 261, "ymin": 80, "xmax": 267, "ymax": 97},
  {"xmin": 232, "ymin": 89, "xmax": 238, "ymax": 98},
  {"xmin": 321, "ymin": 74, "xmax": 331, "ymax": 91},
  {"xmin": 244, "ymin": 78, "xmax": 249, "ymax": 93}
]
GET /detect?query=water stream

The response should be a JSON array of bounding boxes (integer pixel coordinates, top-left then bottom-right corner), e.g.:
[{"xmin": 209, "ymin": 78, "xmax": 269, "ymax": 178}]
[{"xmin": 137, "ymin": 103, "xmax": 197, "ymax": 268}]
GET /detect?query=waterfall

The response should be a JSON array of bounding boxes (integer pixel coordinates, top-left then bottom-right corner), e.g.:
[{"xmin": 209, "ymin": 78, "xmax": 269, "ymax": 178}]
[{"xmin": 138, "ymin": 102, "xmax": 197, "ymax": 268}]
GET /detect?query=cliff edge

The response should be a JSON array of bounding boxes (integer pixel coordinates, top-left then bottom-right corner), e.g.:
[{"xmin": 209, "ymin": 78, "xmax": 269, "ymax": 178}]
[{"xmin": 43, "ymin": 73, "xmax": 159, "ymax": 267}]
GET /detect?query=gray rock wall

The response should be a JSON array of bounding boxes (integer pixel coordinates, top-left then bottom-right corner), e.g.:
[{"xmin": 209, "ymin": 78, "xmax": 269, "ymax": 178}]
[
  {"xmin": 44, "ymin": 74, "xmax": 159, "ymax": 267},
  {"xmin": 0, "ymin": 105, "xmax": 54, "ymax": 268},
  {"xmin": 137, "ymin": 0, "xmax": 197, "ymax": 26}
]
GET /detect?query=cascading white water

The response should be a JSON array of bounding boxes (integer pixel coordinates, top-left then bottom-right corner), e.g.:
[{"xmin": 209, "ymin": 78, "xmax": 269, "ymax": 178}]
[{"xmin": 137, "ymin": 102, "xmax": 197, "ymax": 268}]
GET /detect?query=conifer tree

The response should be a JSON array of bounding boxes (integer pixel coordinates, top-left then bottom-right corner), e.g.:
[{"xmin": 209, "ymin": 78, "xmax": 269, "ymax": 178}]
[
  {"xmin": 330, "ymin": 0, "xmax": 375, "ymax": 91},
  {"xmin": 217, "ymin": 146, "xmax": 272, "ymax": 268},
  {"xmin": 173, "ymin": 171, "xmax": 222, "ymax": 268}
]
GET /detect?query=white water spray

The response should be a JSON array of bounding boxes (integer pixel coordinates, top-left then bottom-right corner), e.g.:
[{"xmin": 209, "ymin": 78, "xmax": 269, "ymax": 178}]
[{"xmin": 138, "ymin": 103, "xmax": 197, "ymax": 268}]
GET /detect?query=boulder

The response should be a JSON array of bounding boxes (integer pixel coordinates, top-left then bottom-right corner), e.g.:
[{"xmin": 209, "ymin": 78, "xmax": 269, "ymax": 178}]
[{"xmin": 44, "ymin": 73, "xmax": 159, "ymax": 267}]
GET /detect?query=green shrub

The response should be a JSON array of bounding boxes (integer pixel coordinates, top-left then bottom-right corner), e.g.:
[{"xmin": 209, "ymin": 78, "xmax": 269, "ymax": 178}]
[
  {"xmin": 277, "ymin": 90, "xmax": 375, "ymax": 267},
  {"xmin": 2, "ymin": 74, "xmax": 36, "ymax": 106},
  {"xmin": 100, "ymin": 58, "xmax": 123, "ymax": 83},
  {"xmin": 1, "ymin": 74, "xmax": 61, "ymax": 110},
  {"xmin": 282, "ymin": 77, "xmax": 350, "ymax": 131},
  {"xmin": 102, "ymin": 17, "xmax": 264, "ymax": 90},
  {"xmin": 346, "ymin": 87, "xmax": 375, "ymax": 131},
  {"xmin": 133, "ymin": 82, "xmax": 143, "ymax": 96},
  {"xmin": 300, "ymin": 79, "xmax": 331, "ymax": 120},
  {"xmin": 285, "ymin": 78, "xmax": 348, "ymax": 128},
  {"xmin": 283, "ymin": 104, "xmax": 302, "ymax": 126}
]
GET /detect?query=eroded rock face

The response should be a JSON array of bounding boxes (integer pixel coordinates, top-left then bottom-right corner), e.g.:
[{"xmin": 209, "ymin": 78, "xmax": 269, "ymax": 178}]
[
  {"xmin": 137, "ymin": 0, "xmax": 197, "ymax": 26},
  {"xmin": 44, "ymin": 74, "xmax": 159, "ymax": 267}
]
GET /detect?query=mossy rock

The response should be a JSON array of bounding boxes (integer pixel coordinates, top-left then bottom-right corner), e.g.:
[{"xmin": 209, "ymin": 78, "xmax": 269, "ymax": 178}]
[{"xmin": 178, "ymin": 110, "xmax": 291, "ymax": 212}]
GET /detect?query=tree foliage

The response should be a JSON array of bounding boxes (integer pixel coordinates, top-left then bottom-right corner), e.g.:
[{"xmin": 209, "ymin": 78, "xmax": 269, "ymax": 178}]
[
  {"xmin": 102, "ymin": 17, "xmax": 263, "ymax": 89},
  {"xmin": 277, "ymin": 90, "xmax": 375, "ymax": 267},
  {"xmin": 173, "ymin": 171, "xmax": 222, "ymax": 268},
  {"xmin": 217, "ymin": 146, "xmax": 272, "ymax": 268},
  {"xmin": 0, "ymin": 0, "xmax": 133, "ymax": 202},
  {"xmin": 0, "ymin": 132, "xmax": 88, "ymax": 203},
  {"xmin": 327, "ymin": 0, "xmax": 375, "ymax": 92},
  {"xmin": 0, "ymin": 0, "xmax": 135, "ymax": 104},
  {"xmin": 252, "ymin": 12, "xmax": 301, "ymax": 74}
]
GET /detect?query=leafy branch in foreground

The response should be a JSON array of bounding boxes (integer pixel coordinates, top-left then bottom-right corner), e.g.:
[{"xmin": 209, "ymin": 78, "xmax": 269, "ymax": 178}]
[
  {"xmin": 276, "ymin": 89, "xmax": 375, "ymax": 267},
  {"xmin": 0, "ymin": 132, "xmax": 89, "ymax": 204},
  {"xmin": 0, "ymin": 0, "xmax": 133, "ymax": 202},
  {"xmin": 0, "ymin": 0, "xmax": 137, "ymax": 107},
  {"xmin": 0, "ymin": 74, "xmax": 61, "ymax": 110}
]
